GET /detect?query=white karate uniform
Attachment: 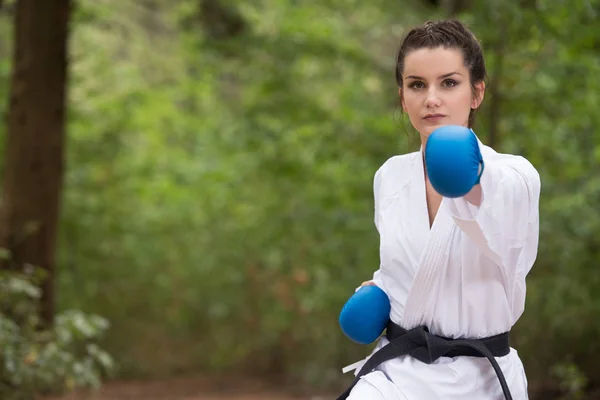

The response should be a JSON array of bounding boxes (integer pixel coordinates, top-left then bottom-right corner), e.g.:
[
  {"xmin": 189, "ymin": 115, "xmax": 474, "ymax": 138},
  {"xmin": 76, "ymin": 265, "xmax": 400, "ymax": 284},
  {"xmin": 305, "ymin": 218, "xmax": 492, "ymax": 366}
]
[{"xmin": 345, "ymin": 139, "xmax": 540, "ymax": 400}]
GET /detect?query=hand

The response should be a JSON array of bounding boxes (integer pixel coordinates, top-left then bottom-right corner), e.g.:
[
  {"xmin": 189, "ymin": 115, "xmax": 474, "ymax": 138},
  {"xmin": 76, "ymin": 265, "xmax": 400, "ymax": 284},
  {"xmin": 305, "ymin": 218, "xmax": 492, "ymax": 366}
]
[
  {"xmin": 425, "ymin": 125, "xmax": 484, "ymax": 198},
  {"xmin": 339, "ymin": 284, "xmax": 391, "ymax": 345}
]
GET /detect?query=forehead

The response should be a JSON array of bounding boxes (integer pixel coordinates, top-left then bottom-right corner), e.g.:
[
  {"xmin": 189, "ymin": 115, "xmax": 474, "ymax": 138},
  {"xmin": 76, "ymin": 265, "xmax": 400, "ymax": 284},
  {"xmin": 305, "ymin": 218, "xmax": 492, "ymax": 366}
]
[{"xmin": 402, "ymin": 47, "xmax": 466, "ymax": 78}]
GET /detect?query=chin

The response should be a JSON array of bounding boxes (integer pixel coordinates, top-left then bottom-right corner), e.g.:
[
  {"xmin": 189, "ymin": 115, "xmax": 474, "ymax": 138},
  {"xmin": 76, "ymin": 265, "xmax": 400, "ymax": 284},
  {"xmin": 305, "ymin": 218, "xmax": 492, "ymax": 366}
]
[
  {"xmin": 421, "ymin": 122, "xmax": 463, "ymax": 137},
  {"xmin": 420, "ymin": 126, "xmax": 438, "ymax": 137}
]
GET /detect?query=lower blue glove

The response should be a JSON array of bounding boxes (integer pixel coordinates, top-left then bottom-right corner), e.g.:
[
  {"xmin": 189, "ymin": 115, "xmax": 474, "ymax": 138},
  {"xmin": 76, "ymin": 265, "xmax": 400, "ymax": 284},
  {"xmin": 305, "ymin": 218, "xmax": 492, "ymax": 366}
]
[
  {"xmin": 339, "ymin": 285, "xmax": 391, "ymax": 345},
  {"xmin": 425, "ymin": 125, "xmax": 484, "ymax": 198}
]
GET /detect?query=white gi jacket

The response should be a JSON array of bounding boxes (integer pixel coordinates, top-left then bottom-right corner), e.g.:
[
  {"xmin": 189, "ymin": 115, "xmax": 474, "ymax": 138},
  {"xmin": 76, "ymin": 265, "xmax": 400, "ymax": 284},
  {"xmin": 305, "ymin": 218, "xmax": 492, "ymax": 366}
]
[{"xmin": 346, "ymin": 140, "xmax": 540, "ymax": 400}]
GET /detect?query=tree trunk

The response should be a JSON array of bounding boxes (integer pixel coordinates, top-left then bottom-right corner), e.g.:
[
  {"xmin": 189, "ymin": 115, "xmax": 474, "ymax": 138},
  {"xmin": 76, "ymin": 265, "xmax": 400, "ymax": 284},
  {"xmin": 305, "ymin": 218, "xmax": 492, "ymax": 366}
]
[
  {"xmin": 199, "ymin": 0, "xmax": 246, "ymax": 39},
  {"xmin": 0, "ymin": 0, "xmax": 72, "ymax": 326}
]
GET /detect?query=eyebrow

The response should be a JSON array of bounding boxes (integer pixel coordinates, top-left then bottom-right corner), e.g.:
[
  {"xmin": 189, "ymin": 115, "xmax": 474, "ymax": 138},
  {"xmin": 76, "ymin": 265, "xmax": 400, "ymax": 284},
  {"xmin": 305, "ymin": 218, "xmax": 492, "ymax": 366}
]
[{"xmin": 405, "ymin": 72, "xmax": 462, "ymax": 80}]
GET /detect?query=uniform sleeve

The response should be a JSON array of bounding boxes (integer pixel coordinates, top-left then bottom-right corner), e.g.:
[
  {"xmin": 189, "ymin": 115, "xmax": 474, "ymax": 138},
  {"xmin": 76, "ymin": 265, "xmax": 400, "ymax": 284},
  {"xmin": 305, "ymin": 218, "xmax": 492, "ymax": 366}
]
[
  {"xmin": 367, "ymin": 167, "xmax": 385, "ymax": 290},
  {"xmin": 442, "ymin": 153, "xmax": 541, "ymax": 285},
  {"xmin": 373, "ymin": 166, "xmax": 383, "ymax": 233}
]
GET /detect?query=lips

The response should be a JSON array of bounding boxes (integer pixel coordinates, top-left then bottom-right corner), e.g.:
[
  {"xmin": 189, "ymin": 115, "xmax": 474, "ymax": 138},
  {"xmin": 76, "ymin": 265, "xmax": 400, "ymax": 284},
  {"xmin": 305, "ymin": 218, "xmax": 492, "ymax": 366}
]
[{"xmin": 423, "ymin": 114, "xmax": 445, "ymax": 120}]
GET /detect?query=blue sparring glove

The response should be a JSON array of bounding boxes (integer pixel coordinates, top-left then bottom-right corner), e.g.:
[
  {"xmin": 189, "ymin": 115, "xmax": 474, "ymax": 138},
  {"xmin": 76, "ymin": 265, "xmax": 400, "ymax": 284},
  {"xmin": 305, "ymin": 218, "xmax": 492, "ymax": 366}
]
[
  {"xmin": 339, "ymin": 285, "xmax": 391, "ymax": 345},
  {"xmin": 425, "ymin": 125, "xmax": 484, "ymax": 198}
]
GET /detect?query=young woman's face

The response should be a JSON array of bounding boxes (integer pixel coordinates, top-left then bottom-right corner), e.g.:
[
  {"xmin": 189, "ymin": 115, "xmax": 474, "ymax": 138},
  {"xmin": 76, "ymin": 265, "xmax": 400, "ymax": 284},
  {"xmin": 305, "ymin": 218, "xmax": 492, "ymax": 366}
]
[{"xmin": 400, "ymin": 47, "xmax": 484, "ymax": 138}]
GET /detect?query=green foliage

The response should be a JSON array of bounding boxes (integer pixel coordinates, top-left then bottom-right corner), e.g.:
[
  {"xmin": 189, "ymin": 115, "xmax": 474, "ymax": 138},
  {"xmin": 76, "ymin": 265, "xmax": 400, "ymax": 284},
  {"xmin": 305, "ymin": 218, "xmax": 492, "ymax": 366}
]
[
  {"xmin": 0, "ymin": 264, "xmax": 114, "ymax": 399},
  {"xmin": 551, "ymin": 362, "xmax": 588, "ymax": 400},
  {"xmin": 57, "ymin": 0, "xmax": 600, "ymax": 393},
  {"xmin": 0, "ymin": 0, "xmax": 598, "ymax": 397},
  {"xmin": 57, "ymin": 0, "xmax": 415, "ymax": 381}
]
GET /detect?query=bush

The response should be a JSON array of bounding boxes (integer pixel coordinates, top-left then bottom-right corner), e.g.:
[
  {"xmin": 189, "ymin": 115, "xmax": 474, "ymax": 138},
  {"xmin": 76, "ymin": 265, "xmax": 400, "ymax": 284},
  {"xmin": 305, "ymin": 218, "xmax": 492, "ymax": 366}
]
[{"xmin": 0, "ymin": 263, "xmax": 115, "ymax": 400}]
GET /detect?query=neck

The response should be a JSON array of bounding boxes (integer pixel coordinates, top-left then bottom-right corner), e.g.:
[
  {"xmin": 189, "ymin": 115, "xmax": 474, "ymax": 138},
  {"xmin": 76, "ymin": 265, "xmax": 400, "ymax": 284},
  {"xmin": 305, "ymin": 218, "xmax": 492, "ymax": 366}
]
[
  {"xmin": 420, "ymin": 134, "xmax": 428, "ymax": 151},
  {"xmin": 421, "ymin": 149, "xmax": 428, "ymax": 178}
]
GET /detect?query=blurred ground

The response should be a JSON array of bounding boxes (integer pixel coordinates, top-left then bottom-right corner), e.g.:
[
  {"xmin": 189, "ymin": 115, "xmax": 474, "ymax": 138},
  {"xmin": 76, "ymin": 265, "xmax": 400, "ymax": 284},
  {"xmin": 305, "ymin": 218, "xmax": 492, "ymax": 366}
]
[
  {"xmin": 36, "ymin": 374, "xmax": 600, "ymax": 400},
  {"xmin": 43, "ymin": 374, "xmax": 335, "ymax": 400}
]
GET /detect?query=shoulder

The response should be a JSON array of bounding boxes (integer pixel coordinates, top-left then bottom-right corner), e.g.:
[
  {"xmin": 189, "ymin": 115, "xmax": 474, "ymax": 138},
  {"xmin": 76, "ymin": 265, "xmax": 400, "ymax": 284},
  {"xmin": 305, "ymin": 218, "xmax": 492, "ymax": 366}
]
[
  {"xmin": 374, "ymin": 152, "xmax": 420, "ymax": 197},
  {"xmin": 375, "ymin": 152, "xmax": 418, "ymax": 179},
  {"xmin": 479, "ymin": 144, "xmax": 541, "ymax": 194},
  {"xmin": 481, "ymin": 144, "xmax": 539, "ymax": 177}
]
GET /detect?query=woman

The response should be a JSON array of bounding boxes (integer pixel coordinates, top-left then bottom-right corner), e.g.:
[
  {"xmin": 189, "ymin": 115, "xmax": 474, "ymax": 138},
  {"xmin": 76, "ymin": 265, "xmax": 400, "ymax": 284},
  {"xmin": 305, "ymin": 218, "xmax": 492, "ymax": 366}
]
[{"xmin": 340, "ymin": 19, "xmax": 540, "ymax": 400}]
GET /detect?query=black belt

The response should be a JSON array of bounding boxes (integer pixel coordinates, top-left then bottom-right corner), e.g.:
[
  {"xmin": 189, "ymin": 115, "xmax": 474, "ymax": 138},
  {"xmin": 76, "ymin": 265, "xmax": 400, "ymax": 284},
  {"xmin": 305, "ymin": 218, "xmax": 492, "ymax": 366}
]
[{"xmin": 337, "ymin": 322, "xmax": 513, "ymax": 400}]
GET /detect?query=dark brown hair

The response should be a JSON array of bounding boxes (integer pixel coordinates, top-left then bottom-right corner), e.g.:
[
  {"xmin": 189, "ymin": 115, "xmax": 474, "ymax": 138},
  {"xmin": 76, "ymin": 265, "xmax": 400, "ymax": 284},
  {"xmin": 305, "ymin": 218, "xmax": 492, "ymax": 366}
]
[{"xmin": 395, "ymin": 19, "xmax": 487, "ymax": 127}]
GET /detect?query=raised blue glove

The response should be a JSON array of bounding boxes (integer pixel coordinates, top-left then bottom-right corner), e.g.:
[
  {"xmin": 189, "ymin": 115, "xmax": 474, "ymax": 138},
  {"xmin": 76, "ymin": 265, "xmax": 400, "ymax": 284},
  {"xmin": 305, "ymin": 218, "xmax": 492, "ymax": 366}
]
[
  {"xmin": 425, "ymin": 125, "xmax": 484, "ymax": 198},
  {"xmin": 339, "ymin": 285, "xmax": 390, "ymax": 345}
]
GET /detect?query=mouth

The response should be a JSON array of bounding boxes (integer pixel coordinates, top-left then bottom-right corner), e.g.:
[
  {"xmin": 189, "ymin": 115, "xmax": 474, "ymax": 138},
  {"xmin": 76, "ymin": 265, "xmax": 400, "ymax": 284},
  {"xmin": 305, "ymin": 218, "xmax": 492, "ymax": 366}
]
[{"xmin": 423, "ymin": 114, "xmax": 446, "ymax": 120}]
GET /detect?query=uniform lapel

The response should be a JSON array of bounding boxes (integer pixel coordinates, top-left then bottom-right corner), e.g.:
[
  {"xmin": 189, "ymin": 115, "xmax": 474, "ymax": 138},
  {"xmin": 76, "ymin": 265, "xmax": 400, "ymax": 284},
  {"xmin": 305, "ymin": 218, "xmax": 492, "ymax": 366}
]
[
  {"xmin": 401, "ymin": 195, "xmax": 456, "ymax": 330},
  {"xmin": 405, "ymin": 150, "xmax": 431, "ymax": 258}
]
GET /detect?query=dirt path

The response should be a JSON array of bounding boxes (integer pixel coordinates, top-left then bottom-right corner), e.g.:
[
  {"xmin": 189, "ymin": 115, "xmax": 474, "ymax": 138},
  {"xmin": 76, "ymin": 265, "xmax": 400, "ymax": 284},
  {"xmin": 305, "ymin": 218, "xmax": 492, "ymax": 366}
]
[
  {"xmin": 43, "ymin": 375, "xmax": 334, "ymax": 400},
  {"xmin": 41, "ymin": 375, "xmax": 600, "ymax": 400}
]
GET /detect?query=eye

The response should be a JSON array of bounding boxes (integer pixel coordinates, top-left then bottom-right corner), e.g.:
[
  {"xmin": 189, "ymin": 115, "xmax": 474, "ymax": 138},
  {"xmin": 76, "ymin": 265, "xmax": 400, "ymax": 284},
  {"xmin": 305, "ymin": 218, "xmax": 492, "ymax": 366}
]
[
  {"xmin": 408, "ymin": 81, "xmax": 425, "ymax": 90},
  {"xmin": 442, "ymin": 79, "xmax": 458, "ymax": 88}
]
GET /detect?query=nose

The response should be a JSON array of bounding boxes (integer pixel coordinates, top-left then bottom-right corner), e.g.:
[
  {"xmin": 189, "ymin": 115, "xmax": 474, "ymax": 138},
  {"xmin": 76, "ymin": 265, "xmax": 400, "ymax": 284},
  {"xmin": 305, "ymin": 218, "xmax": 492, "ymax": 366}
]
[{"xmin": 424, "ymin": 88, "xmax": 441, "ymax": 108}]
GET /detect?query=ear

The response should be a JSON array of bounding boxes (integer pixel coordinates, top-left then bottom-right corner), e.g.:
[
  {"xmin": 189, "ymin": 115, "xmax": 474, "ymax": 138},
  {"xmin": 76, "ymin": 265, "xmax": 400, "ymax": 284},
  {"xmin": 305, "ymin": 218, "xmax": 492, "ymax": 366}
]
[
  {"xmin": 399, "ymin": 87, "xmax": 406, "ymax": 112},
  {"xmin": 471, "ymin": 81, "xmax": 485, "ymax": 109}
]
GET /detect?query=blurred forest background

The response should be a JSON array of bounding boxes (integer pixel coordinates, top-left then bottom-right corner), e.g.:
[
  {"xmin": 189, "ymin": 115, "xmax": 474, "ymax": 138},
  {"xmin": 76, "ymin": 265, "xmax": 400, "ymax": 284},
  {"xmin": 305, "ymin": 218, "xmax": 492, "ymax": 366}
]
[{"xmin": 0, "ymin": 0, "xmax": 599, "ymax": 399}]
